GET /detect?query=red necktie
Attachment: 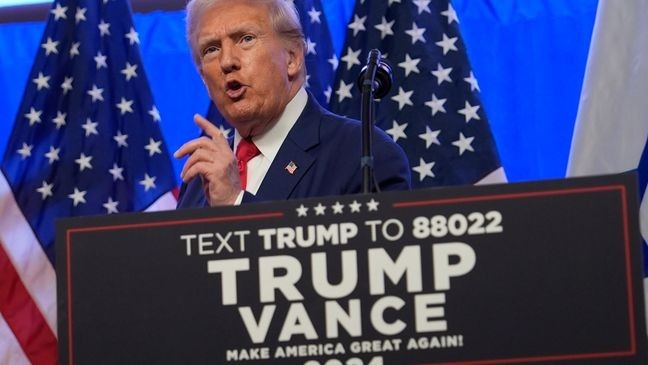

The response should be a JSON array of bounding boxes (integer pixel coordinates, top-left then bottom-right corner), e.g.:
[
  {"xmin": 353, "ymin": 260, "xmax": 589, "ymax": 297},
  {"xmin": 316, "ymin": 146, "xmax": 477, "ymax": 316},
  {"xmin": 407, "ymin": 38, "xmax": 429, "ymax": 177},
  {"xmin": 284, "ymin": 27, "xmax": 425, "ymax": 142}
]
[{"xmin": 235, "ymin": 138, "xmax": 260, "ymax": 190}]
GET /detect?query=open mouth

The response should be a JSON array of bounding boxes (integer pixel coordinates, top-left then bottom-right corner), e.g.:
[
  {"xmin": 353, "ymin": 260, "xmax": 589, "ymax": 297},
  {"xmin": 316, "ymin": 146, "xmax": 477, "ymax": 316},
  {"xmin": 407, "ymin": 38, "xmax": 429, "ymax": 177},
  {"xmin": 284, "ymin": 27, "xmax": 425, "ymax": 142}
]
[{"xmin": 226, "ymin": 80, "xmax": 245, "ymax": 99}]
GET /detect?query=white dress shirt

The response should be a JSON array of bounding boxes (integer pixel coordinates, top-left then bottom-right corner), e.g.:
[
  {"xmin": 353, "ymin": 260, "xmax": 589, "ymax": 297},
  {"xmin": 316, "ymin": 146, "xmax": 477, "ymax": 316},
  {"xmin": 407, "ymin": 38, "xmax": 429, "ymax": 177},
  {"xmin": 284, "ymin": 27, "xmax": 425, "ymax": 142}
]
[{"xmin": 233, "ymin": 87, "xmax": 308, "ymax": 203}]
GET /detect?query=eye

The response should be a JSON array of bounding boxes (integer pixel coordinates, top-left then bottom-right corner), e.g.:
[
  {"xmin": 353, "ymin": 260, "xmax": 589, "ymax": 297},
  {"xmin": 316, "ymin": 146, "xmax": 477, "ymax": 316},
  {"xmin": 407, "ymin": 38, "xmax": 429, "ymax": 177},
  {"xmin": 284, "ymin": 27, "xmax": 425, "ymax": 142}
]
[
  {"xmin": 201, "ymin": 45, "xmax": 219, "ymax": 57},
  {"xmin": 240, "ymin": 34, "xmax": 255, "ymax": 44}
]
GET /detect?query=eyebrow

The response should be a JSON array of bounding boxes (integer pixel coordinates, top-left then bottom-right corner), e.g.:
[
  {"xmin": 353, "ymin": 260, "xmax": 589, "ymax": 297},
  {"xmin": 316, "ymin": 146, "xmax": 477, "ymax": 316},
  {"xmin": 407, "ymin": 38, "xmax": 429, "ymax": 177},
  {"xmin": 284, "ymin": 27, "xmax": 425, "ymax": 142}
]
[{"xmin": 197, "ymin": 21, "xmax": 265, "ymax": 48}]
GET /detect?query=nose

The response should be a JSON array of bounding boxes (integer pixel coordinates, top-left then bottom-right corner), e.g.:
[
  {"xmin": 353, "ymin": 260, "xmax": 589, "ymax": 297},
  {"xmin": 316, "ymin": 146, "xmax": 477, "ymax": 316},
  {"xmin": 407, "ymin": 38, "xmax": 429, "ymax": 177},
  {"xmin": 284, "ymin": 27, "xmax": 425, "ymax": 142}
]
[{"xmin": 219, "ymin": 43, "xmax": 240, "ymax": 74}]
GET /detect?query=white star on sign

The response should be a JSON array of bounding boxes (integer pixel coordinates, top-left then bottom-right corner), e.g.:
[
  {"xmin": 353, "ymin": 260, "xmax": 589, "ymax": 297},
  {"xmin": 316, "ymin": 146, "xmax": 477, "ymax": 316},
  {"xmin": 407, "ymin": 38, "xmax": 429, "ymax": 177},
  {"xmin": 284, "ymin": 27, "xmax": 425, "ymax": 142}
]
[
  {"xmin": 452, "ymin": 133, "xmax": 475, "ymax": 155},
  {"xmin": 314, "ymin": 203, "xmax": 326, "ymax": 216},
  {"xmin": 405, "ymin": 22, "xmax": 426, "ymax": 45},
  {"xmin": 347, "ymin": 14, "xmax": 366, "ymax": 37},
  {"xmin": 436, "ymin": 33, "xmax": 459, "ymax": 55},
  {"xmin": 425, "ymin": 93, "xmax": 447, "ymax": 116},
  {"xmin": 398, "ymin": 54, "xmax": 420, "ymax": 77},
  {"xmin": 75, "ymin": 153, "xmax": 93, "ymax": 171},
  {"xmin": 98, "ymin": 20, "xmax": 111, "ymax": 36},
  {"xmin": 25, "ymin": 107, "xmax": 42, "ymax": 126},
  {"xmin": 116, "ymin": 97, "xmax": 134, "ymax": 115},
  {"xmin": 68, "ymin": 188, "xmax": 87, "ymax": 206},
  {"xmin": 69, "ymin": 42, "xmax": 80, "ymax": 58},
  {"xmin": 441, "ymin": 3, "xmax": 460, "ymax": 24},
  {"xmin": 36, "ymin": 181, "xmax": 54, "ymax": 200},
  {"xmin": 348, "ymin": 200, "xmax": 362, "ymax": 213},
  {"xmin": 413, "ymin": 158, "xmax": 436, "ymax": 181},
  {"xmin": 464, "ymin": 71, "xmax": 481, "ymax": 92},
  {"xmin": 87, "ymin": 84, "xmax": 104, "ymax": 102},
  {"xmin": 33, "ymin": 72, "xmax": 50, "ymax": 90},
  {"xmin": 121, "ymin": 62, "xmax": 138, "ymax": 81},
  {"xmin": 431, "ymin": 63, "xmax": 453, "ymax": 85},
  {"xmin": 391, "ymin": 87, "xmax": 414, "ymax": 110},
  {"xmin": 61, "ymin": 76, "xmax": 73, "ymax": 94},
  {"xmin": 149, "ymin": 105, "xmax": 161, "ymax": 122},
  {"xmin": 458, "ymin": 101, "xmax": 481, "ymax": 122},
  {"xmin": 341, "ymin": 47, "xmax": 361, "ymax": 70},
  {"xmin": 145, "ymin": 138, "xmax": 162, "ymax": 156},
  {"xmin": 50, "ymin": 3, "xmax": 67, "ymax": 20},
  {"xmin": 374, "ymin": 16, "xmax": 395, "ymax": 39},
  {"xmin": 413, "ymin": 0, "xmax": 431, "ymax": 14},
  {"xmin": 139, "ymin": 174, "xmax": 157, "ymax": 191},
  {"xmin": 81, "ymin": 118, "xmax": 99, "ymax": 137},
  {"xmin": 419, "ymin": 126, "xmax": 441, "ymax": 148},
  {"xmin": 41, "ymin": 37, "xmax": 59, "ymax": 55},
  {"xmin": 17, "ymin": 143, "xmax": 32, "ymax": 159},
  {"xmin": 109, "ymin": 163, "xmax": 124, "ymax": 181},
  {"xmin": 336, "ymin": 80, "xmax": 354, "ymax": 102},
  {"xmin": 386, "ymin": 120, "xmax": 408, "ymax": 142},
  {"xmin": 52, "ymin": 111, "xmax": 66, "ymax": 129},
  {"xmin": 331, "ymin": 202, "xmax": 344, "ymax": 214},
  {"xmin": 307, "ymin": 6, "xmax": 321, "ymax": 23},
  {"xmin": 44, "ymin": 146, "xmax": 60, "ymax": 164},
  {"xmin": 103, "ymin": 197, "xmax": 119, "ymax": 214},
  {"xmin": 366, "ymin": 199, "xmax": 379, "ymax": 211},
  {"xmin": 388, "ymin": 0, "xmax": 401, "ymax": 6},
  {"xmin": 296, "ymin": 204, "xmax": 308, "ymax": 217},
  {"xmin": 125, "ymin": 27, "xmax": 140, "ymax": 45},
  {"xmin": 94, "ymin": 51, "xmax": 107, "ymax": 69},
  {"xmin": 75, "ymin": 7, "xmax": 87, "ymax": 23},
  {"xmin": 305, "ymin": 37, "xmax": 317, "ymax": 55}
]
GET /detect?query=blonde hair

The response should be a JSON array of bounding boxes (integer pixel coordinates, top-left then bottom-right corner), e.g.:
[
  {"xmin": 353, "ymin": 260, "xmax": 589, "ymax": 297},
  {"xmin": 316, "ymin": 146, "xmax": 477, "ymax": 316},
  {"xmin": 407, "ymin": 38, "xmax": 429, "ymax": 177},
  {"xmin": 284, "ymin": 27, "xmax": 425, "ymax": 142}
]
[{"xmin": 186, "ymin": 0, "xmax": 305, "ymax": 66}]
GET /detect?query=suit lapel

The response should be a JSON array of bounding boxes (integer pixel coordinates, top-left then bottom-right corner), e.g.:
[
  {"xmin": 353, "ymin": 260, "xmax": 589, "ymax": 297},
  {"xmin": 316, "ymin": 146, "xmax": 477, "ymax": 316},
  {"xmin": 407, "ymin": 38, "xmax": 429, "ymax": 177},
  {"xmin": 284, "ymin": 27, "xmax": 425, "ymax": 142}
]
[{"xmin": 255, "ymin": 93, "xmax": 322, "ymax": 200}]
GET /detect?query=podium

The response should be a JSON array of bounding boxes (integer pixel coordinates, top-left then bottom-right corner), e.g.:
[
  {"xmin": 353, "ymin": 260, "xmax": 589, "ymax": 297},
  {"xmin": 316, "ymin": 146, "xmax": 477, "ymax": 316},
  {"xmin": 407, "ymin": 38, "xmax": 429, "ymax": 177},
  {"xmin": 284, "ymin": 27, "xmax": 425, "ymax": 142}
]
[{"xmin": 57, "ymin": 173, "xmax": 648, "ymax": 364}]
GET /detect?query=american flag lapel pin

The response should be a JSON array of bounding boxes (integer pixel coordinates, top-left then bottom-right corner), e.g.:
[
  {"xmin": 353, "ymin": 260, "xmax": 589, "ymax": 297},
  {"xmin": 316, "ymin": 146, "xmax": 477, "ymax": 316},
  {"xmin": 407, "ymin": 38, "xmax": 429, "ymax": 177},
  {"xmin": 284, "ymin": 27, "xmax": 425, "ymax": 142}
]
[{"xmin": 285, "ymin": 161, "xmax": 298, "ymax": 174}]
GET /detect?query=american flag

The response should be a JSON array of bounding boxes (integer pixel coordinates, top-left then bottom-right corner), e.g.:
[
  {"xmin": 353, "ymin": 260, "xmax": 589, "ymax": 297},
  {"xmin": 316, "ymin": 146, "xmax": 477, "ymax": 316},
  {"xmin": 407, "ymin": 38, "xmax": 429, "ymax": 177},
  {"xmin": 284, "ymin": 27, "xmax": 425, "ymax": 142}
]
[
  {"xmin": 329, "ymin": 0, "xmax": 506, "ymax": 188},
  {"xmin": 0, "ymin": 0, "xmax": 176, "ymax": 363},
  {"xmin": 205, "ymin": 0, "xmax": 336, "ymax": 134}
]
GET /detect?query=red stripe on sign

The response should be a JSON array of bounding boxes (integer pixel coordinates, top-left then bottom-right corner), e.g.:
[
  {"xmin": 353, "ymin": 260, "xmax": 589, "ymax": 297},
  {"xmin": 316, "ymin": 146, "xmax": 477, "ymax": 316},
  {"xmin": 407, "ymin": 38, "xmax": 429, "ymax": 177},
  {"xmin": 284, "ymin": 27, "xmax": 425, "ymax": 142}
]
[{"xmin": 0, "ymin": 241, "xmax": 58, "ymax": 365}]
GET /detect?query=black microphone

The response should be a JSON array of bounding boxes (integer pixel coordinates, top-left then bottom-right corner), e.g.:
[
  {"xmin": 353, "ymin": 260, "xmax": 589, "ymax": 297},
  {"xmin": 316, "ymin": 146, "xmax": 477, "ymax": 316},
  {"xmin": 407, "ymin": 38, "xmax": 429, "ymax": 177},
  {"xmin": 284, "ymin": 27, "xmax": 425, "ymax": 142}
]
[{"xmin": 356, "ymin": 49, "xmax": 393, "ymax": 99}]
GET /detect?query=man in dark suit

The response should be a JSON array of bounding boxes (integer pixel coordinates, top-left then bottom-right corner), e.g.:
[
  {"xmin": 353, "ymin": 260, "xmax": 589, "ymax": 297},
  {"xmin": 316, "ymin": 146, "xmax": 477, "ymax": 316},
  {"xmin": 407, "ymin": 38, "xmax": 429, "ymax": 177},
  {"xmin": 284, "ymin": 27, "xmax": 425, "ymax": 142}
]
[{"xmin": 175, "ymin": 0, "xmax": 410, "ymax": 208}]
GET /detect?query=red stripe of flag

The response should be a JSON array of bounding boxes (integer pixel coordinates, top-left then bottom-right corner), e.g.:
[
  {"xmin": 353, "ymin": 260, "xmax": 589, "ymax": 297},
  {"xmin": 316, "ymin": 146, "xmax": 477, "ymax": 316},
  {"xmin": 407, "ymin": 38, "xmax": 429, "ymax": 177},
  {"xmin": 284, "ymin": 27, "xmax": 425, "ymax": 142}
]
[{"xmin": 0, "ymin": 241, "xmax": 58, "ymax": 365}]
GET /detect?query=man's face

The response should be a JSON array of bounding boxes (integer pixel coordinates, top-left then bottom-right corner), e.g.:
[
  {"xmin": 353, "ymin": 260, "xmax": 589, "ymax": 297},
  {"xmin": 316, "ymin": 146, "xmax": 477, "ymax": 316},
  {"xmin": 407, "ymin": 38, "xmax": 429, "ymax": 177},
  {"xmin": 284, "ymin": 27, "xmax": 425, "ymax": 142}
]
[{"xmin": 195, "ymin": 1, "xmax": 302, "ymax": 137}]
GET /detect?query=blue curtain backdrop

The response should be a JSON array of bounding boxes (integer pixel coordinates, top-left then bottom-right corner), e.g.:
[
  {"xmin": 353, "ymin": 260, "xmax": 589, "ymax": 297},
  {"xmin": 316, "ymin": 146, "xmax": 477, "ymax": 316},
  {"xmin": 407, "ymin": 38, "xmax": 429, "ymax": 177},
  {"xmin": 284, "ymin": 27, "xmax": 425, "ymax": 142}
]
[{"xmin": 0, "ymin": 0, "xmax": 597, "ymax": 185}]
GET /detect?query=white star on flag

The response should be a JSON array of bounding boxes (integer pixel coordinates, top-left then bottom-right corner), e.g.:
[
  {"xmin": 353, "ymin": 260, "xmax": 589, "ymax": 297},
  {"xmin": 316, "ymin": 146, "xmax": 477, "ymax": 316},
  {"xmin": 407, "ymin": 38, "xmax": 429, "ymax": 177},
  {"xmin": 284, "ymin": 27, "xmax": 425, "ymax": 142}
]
[
  {"xmin": 36, "ymin": 181, "xmax": 54, "ymax": 200},
  {"xmin": 452, "ymin": 132, "xmax": 475, "ymax": 155},
  {"xmin": 412, "ymin": 158, "xmax": 436, "ymax": 181},
  {"xmin": 145, "ymin": 138, "xmax": 162, "ymax": 156},
  {"xmin": 75, "ymin": 153, "xmax": 93, "ymax": 171},
  {"xmin": 121, "ymin": 62, "xmax": 138, "ymax": 81},
  {"xmin": 68, "ymin": 188, "xmax": 87, "ymax": 206},
  {"xmin": 125, "ymin": 27, "xmax": 140, "ymax": 45},
  {"xmin": 458, "ymin": 101, "xmax": 481, "ymax": 122},
  {"xmin": 116, "ymin": 97, "xmax": 134, "ymax": 115},
  {"xmin": 386, "ymin": 120, "xmax": 408, "ymax": 142},
  {"xmin": 33, "ymin": 72, "xmax": 50, "ymax": 90},
  {"xmin": 25, "ymin": 107, "xmax": 42, "ymax": 126},
  {"xmin": 103, "ymin": 197, "xmax": 119, "ymax": 214},
  {"xmin": 419, "ymin": 126, "xmax": 441, "ymax": 148},
  {"xmin": 405, "ymin": 22, "xmax": 426, "ymax": 44},
  {"xmin": 139, "ymin": 174, "xmax": 157, "ymax": 191}
]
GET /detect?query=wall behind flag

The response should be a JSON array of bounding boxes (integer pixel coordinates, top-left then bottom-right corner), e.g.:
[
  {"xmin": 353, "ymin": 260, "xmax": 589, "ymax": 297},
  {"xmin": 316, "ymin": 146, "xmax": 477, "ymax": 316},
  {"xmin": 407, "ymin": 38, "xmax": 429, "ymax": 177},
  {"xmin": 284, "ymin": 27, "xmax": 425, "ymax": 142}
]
[{"xmin": 0, "ymin": 0, "xmax": 598, "ymax": 184}]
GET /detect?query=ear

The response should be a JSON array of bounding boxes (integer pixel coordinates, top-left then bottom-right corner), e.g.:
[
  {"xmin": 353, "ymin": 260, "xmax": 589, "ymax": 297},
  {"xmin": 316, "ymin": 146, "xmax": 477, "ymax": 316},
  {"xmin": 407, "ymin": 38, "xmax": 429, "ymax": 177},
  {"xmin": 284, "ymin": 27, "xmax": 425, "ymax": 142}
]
[{"xmin": 286, "ymin": 45, "xmax": 304, "ymax": 80}]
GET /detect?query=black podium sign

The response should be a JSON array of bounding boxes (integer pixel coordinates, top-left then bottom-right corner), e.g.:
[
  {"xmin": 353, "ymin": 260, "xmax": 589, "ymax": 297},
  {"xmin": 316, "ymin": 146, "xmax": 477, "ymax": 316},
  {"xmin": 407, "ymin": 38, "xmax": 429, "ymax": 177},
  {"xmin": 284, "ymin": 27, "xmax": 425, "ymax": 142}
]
[{"xmin": 56, "ymin": 174, "xmax": 647, "ymax": 364}]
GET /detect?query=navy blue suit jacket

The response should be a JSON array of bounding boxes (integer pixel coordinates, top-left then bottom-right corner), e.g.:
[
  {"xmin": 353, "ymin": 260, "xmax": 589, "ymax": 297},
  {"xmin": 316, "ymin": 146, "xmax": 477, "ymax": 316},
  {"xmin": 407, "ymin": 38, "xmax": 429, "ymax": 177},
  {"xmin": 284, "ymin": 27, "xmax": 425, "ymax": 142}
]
[{"xmin": 177, "ymin": 93, "xmax": 411, "ymax": 208}]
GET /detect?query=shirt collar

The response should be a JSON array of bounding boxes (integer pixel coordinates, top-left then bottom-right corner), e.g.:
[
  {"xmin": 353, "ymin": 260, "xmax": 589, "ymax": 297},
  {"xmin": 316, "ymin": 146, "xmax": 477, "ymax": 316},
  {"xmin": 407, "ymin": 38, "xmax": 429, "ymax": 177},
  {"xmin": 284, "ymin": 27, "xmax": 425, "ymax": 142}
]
[{"xmin": 234, "ymin": 87, "xmax": 308, "ymax": 162}]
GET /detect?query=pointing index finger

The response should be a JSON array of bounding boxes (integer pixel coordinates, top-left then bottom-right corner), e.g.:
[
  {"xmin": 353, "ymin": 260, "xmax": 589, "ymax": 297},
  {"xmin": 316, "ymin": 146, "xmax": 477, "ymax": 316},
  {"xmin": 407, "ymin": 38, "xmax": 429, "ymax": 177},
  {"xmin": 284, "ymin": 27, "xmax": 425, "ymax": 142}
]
[{"xmin": 194, "ymin": 114, "xmax": 223, "ymax": 140}]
